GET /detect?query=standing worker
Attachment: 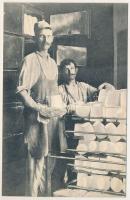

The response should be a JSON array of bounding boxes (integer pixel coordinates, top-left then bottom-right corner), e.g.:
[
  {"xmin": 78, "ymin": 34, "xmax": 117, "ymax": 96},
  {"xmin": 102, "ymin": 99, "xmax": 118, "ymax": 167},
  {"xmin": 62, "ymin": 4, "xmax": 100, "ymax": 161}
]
[{"xmin": 17, "ymin": 20, "xmax": 66, "ymax": 196}]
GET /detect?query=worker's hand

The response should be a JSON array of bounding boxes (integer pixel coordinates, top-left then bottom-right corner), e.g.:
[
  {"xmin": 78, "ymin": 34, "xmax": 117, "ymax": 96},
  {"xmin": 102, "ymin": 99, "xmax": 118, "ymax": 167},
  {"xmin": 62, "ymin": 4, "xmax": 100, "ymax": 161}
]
[
  {"xmin": 37, "ymin": 103, "xmax": 52, "ymax": 118},
  {"xmin": 98, "ymin": 82, "xmax": 115, "ymax": 91},
  {"xmin": 38, "ymin": 103, "xmax": 67, "ymax": 118}
]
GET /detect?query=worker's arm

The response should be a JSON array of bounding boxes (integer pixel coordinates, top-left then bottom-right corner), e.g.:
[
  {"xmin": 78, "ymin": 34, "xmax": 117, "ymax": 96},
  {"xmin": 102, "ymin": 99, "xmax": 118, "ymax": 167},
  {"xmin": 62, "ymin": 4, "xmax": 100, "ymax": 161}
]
[{"xmin": 18, "ymin": 90, "xmax": 40, "ymax": 112}]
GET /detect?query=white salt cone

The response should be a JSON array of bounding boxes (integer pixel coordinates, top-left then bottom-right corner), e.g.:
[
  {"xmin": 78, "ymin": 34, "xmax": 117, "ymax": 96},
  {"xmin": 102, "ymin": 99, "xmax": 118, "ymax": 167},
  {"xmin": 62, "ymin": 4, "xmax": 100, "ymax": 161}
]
[
  {"xmin": 76, "ymin": 143, "xmax": 88, "ymax": 154},
  {"xmin": 103, "ymin": 106, "xmax": 121, "ymax": 120},
  {"xmin": 117, "ymin": 107, "xmax": 127, "ymax": 120},
  {"xmin": 88, "ymin": 141, "xmax": 98, "ymax": 152},
  {"xmin": 85, "ymin": 175, "xmax": 94, "ymax": 189},
  {"xmin": 82, "ymin": 122, "xmax": 96, "ymax": 141},
  {"xmin": 117, "ymin": 123, "xmax": 127, "ymax": 140},
  {"xmin": 74, "ymin": 123, "xmax": 96, "ymax": 141},
  {"xmin": 120, "ymin": 89, "xmax": 127, "ymax": 108},
  {"xmin": 94, "ymin": 175, "xmax": 111, "ymax": 190},
  {"xmin": 75, "ymin": 104, "xmax": 90, "ymax": 118},
  {"xmin": 74, "ymin": 155, "xmax": 89, "ymax": 171},
  {"xmin": 89, "ymin": 102, "xmax": 103, "ymax": 120},
  {"xmin": 98, "ymin": 89, "xmax": 108, "ymax": 104},
  {"xmin": 114, "ymin": 142, "xmax": 126, "ymax": 155},
  {"xmin": 77, "ymin": 173, "xmax": 88, "ymax": 188},
  {"xmin": 105, "ymin": 123, "xmax": 120, "ymax": 142},
  {"xmin": 83, "ymin": 159, "xmax": 93, "ymax": 173},
  {"xmin": 74, "ymin": 123, "xmax": 85, "ymax": 137},
  {"xmin": 93, "ymin": 121, "xmax": 106, "ymax": 139},
  {"xmin": 105, "ymin": 90, "xmax": 120, "ymax": 107},
  {"xmin": 99, "ymin": 141, "xmax": 111, "ymax": 153},
  {"xmin": 105, "ymin": 156, "xmax": 125, "ymax": 172},
  {"xmin": 110, "ymin": 177, "xmax": 123, "ymax": 193},
  {"xmin": 88, "ymin": 157, "xmax": 105, "ymax": 171}
]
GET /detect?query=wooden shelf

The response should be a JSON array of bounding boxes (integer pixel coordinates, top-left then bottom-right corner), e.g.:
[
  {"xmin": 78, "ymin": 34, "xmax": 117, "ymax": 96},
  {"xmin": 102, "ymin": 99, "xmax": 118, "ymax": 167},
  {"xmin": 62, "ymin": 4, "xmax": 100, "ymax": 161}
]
[{"xmin": 67, "ymin": 185, "xmax": 126, "ymax": 197}]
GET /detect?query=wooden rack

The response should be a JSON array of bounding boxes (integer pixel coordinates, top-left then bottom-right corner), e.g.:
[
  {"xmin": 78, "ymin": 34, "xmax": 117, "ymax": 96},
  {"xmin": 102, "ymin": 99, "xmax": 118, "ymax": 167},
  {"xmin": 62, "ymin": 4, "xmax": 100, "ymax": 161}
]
[{"xmin": 46, "ymin": 116, "xmax": 126, "ymax": 197}]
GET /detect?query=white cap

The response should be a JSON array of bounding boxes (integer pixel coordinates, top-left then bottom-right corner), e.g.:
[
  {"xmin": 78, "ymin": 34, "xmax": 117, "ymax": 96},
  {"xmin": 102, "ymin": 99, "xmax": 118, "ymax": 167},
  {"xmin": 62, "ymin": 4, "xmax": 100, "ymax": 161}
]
[{"xmin": 34, "ymin": 20, "xmax": 52, "ymax": 35}]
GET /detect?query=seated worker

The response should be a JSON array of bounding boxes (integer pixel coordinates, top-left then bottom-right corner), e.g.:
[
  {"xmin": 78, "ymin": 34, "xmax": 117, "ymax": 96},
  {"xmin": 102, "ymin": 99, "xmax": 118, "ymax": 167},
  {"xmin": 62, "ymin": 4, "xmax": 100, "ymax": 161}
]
[{"xmin": 58, "ymin": 58, "xmax": 114, "ymax": 185}]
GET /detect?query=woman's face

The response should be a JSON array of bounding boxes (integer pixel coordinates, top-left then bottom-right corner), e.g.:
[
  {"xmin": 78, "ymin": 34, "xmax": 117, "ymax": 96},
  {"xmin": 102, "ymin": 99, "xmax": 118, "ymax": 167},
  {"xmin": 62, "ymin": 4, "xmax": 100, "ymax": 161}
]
[
  {"xmin": 65, "ymin": 62, "xmax": 77, "ymax": 81},
  {"xmin": 37, "ymin": 29, "xmax": 54, "ymax": 51}
]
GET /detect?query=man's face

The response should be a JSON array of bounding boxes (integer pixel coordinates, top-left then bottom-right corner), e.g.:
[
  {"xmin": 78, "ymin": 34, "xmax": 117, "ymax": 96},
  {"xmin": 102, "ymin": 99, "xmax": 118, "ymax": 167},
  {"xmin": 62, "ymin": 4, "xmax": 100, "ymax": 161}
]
[
  {"xmin": 37, "ymin": 29, "xmax": 54, "ymax": 51},
  {"xmin": 65, "ymin": 62, "xmax": 77, "ymax": 81}
]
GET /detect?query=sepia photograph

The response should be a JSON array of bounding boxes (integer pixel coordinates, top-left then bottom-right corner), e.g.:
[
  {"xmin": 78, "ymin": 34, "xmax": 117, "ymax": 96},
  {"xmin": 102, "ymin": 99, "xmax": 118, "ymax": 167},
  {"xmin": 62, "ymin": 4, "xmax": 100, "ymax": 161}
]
[{"xmin": 2, "ymin": 0, "xmax": 128, "ymax": 198}]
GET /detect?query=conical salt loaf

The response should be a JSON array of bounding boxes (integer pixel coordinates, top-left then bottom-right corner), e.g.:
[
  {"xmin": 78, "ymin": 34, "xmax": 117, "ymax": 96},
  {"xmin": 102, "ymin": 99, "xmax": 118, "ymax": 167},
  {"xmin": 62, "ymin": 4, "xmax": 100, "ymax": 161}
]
[
  {"xmin": 76, "ymin": 140, "xmax": 88, "ymax": 154},
  {"xmin": 120, "ymin": 89, "xmax": 127, "ymax": 108},
  {"xmin": 77, "ymin": 173, "xmax": 88, "ymax": 188},
  {"xmin": 88, "ymin": 157, "xmax": 103, "ymax": 170},
  {"xmin": 75, "ymin": 104, "xmax": 90, "ymax": 118},
  {"xmin": 105, "ymin": 90, "xmax": 120, "ymax": 107},
  {"xmin": 104, "ymin": 156, "xmax": 125, "ymax": 172},
  {"xmin": 99, "ymin": 141, "xmax": 112, "ymax": 153},
  {"xmin": 105, "ymin": 123, "xmax": 120, "ymax": 142},
  {"xmin": 110, "ymin": 177, "xmax": 123, "ymax": 193},
  {"xmin": 81, "ymin": 122, "xmax": 96, "ymax": 141},
  {"xmin": 74, "ymin": 155, "xmax": 90, "ymax": 171},
  {"xmin": 88, "ymin": 141, "xmax": 98, "ymax": 152},
  {"xmin": 117, "ymin": 123, "xmax": 127, "ymax": 140},
  {"xmin": 82, "ymin": 158, "xmax": 95, "ymax": 173},
  {"xmin": 89, "ymin": 102, "xmax": 103, "ymax": 119},
  {"xmin": 74, "ymin": 123, "xmax": 85, "ymax": 137},
  {"xmin": 93, "ymin": 121, "xmax": 106, "ymax": 139},
  {"xmin": 114, "ymin": 142, "xmax": 126, "ymax": 155},
  {"xmin": 99, "ymin": 156, "xmax": 125, "ymax": 172},
  {"xmin": 103, "ymin": 106, "xmax": 121, "ymax": 120},
  {"xmin": 94, "ymin": 175, "xmax": 111, "ymax": 190},
  {"xmin": 74, "ymin": 123, "xmax": 96, "ymax": 141},
  {"xmin": 98, "ymin": 89, "xmax": 108, "ymax": 104},
  {"xmin": 84, "ymin": 175, "xmax": 94, "ymax": 189}
]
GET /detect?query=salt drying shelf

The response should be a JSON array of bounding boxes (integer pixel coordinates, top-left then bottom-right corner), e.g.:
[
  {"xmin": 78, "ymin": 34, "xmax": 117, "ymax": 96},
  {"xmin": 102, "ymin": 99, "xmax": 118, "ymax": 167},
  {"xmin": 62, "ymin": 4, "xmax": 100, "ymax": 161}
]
[
  {"xmin": 67, "ymin": 185, "xmax": 126, "ymax": 196},
  {"xmin": 66, "ymin": 148, "xmax": 126, "ymax": 158},
  {"xmin": 67, "ymin": 164, "xmax": 126, "ymax": 178},
  {"xmin": 69, "ymin": 115, "xmax": 126, "ymax": 121},
  {"xmin": 67, "ymin": 163, "xmax": 126, "ymax": 178},
  {"xmin": 65, "ymin": 130, "xmax": 127, "ymax": 137},
  {"xmin": 48, "ymin": 154, "xmax": 126, "ymax": 166}
]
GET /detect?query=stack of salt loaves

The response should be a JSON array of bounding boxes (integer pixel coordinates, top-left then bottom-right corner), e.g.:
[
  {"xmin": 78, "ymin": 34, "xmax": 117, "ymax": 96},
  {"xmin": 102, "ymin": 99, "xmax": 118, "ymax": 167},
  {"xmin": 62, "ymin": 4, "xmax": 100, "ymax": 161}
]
[{"xmin": 98, "ymin": 88, "xmax": 127, "ymax": 120}]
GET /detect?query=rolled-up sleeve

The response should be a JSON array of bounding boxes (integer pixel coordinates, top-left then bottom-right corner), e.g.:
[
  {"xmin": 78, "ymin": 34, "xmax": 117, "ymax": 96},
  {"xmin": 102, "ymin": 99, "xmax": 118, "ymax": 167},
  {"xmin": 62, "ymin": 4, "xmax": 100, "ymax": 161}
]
[{"xmin": 16, "ymin": 54, "xmax": 40, "ymax": 94}]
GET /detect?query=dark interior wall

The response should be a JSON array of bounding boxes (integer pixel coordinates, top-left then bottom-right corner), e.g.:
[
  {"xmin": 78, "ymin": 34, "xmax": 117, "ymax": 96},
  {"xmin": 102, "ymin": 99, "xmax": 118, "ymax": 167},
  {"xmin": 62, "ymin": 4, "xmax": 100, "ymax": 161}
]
[
  {"xmin": 35, "ymin": 3, "xmax": 114, "ymax": 87},
  {"xmin": 113, "ymin": 4, "xmax": 128, "ymax": 89},
  {"xmin": 78, "ymin": 4, "xmax": 114, "ymax": 87}
]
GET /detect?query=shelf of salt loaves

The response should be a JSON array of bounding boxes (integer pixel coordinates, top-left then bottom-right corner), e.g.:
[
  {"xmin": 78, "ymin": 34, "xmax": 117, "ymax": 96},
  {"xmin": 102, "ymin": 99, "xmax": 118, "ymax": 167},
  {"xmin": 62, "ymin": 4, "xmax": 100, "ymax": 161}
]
[
  {"xmin": 66, "ymin": 121, "xmax": 126, "ymax": 138},
  {"xmin": 97, "ymin": 88, "xmax": 127, "ymax": 122},
  {"xmin": 74, "ymin": 165, "xmax": 125, "ymax": 195},
  {"xmin": 66, "ymin": 123, "xmax": 126, "ymax": 157},
  {"xmin": 74, "ymin": 122, "xmax": 96, "ymax": 141},
  {"xmin": 73, "ymin": 155, "xmax": 126, "ymax": 172},
  {"xmin": 68, "ymin": 184, "xmax": 125, "ymax": 196}
]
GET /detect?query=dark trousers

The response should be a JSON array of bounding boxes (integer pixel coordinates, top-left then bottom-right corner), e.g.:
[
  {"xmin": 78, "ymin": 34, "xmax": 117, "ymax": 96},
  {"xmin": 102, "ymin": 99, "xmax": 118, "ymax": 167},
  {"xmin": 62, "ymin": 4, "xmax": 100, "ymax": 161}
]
[{"xmin": 51, "ymin": 115, "xmax": 79, "ymax": 192}]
